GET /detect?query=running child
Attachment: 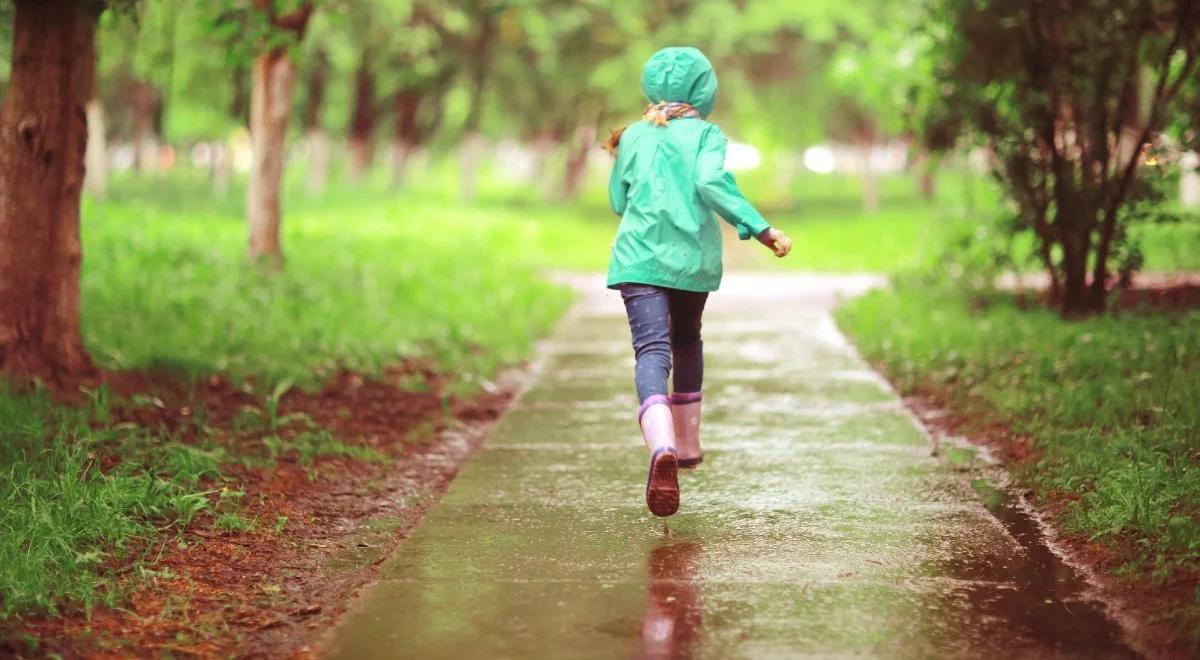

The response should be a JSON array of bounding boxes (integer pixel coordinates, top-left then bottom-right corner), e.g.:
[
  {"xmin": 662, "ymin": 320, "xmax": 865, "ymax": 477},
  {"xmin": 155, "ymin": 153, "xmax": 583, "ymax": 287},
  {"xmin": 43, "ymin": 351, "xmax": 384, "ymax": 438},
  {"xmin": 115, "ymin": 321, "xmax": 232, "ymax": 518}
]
[{"xmin": 605, "ymin": 47, "xmax": 792, "ymax": 517}]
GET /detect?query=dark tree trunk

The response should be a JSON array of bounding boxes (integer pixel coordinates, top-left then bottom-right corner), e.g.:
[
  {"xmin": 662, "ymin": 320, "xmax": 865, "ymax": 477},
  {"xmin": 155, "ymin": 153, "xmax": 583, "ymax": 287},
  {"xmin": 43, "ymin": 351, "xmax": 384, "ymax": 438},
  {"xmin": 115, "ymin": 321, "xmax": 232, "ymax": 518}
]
[
  {"xmin": 0, "ymin": 0, "xmax": 100, "ymax": 381},
  {"xmin": 1056, "ymin": 200, "xmax": 1093, "ymax": 317},
  {"xmin": 230, "ymin": 63, "xmax": 251, "ymax": 127},
  {"xmin": 347, "ymin": 51, "xmax": 376, "ymax": 182},
  {"xmin": 391, "ymin": 89, "xmax": 421, "ymax": 187}
]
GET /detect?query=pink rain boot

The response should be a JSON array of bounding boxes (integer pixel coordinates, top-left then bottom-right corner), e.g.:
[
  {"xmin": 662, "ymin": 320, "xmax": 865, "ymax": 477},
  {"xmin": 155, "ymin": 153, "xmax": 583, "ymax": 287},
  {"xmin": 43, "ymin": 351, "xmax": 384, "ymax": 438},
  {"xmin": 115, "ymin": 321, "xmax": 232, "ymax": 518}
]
[
  {"xmin": 670, "ymin": 392, "xmax": 703, "ymax": 468},
  {"xmin": 639, "ymin": 395, "xmax": 679, "ymax": 517}
]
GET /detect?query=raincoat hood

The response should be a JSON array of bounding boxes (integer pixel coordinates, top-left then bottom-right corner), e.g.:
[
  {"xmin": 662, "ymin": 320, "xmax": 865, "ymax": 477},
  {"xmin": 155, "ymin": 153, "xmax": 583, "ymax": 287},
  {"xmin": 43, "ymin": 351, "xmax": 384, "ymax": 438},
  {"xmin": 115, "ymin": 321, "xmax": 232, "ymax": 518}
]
[{"xmin": 640, "ymin": 47, "xmax": 718, "ymax": 118}]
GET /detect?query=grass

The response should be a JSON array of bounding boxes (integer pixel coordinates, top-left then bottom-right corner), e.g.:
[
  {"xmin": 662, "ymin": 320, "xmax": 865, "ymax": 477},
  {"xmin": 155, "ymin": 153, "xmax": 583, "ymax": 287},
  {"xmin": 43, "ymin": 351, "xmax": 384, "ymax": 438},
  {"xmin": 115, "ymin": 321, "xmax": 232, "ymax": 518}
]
[
  {"xmin": 0, "ymin": 388, "xmax": 214, "ymax": 618},
  {"xmin": 84, "ymin": 172, "xmax": 578, "ymax": 389},
  {"xmin": 1, "ymin": 168, "xmax": 598, "ymax": 623},
  {"xmin": 837, "ymin": 285, "xmax": 1200, "ymax": 633}
]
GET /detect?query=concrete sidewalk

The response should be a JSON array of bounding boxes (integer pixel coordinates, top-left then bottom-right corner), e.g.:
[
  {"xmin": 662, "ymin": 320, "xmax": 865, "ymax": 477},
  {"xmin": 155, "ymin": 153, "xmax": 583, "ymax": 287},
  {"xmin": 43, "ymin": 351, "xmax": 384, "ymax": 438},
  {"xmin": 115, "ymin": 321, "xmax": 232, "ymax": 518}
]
[{"xmin": 324, "ymin": 274, "xmax": 1133, "ymax": 659}]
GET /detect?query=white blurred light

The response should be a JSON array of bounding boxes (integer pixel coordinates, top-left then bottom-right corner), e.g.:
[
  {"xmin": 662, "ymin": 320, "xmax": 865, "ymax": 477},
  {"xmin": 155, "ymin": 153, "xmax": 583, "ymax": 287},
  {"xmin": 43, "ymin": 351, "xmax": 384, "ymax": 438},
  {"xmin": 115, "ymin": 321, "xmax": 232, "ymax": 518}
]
[
  {"xmin": 803, "ymin": 146, "xmax": 835, "ymax": 174},
  {"xmin": 724, "ymin": 140, "xmax": 762, "ymax": 171}
]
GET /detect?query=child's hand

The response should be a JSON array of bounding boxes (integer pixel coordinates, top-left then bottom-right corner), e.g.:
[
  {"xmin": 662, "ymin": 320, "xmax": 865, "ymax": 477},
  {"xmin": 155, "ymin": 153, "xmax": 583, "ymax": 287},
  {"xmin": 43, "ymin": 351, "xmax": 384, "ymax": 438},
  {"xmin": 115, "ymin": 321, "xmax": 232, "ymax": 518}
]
[{"xmin": 757, "ymin": 228, "xmax": 792, "ymax": 258}]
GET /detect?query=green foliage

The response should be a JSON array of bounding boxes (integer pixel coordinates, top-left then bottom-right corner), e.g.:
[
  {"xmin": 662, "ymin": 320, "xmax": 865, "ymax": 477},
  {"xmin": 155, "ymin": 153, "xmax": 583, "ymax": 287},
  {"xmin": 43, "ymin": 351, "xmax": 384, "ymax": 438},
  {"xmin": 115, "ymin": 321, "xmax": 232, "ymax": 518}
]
[
  {"xmin": 838, "ymin": 286, "xmax": 1200, "ymax": 588},
  {"xmin": 921, "ymin": 0, "xmax": 1200, "ymax": 314}
]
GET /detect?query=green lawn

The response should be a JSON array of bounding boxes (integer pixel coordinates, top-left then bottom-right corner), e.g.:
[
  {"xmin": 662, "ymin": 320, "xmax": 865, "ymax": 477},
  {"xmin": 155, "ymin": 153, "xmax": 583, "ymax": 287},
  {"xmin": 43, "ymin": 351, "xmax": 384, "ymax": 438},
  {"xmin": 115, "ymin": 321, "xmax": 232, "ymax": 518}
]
[
  {"xmin": 84, "ymin": 172, "xmax": 586, "ymax": 388},
  {"xmin": 837, "ymin": 286, "xmax": 1200, "ymax": 637}
]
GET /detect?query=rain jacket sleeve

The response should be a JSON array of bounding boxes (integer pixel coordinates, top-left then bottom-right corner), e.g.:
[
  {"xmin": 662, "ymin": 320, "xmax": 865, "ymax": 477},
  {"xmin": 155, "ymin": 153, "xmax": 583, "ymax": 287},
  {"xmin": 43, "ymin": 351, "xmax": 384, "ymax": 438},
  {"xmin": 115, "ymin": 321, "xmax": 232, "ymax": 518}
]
[
  {"xmin": 609, "ymin": 147, "xmax": 629, "ymax": 216},
  {"xmin": 696, "ymin": 125, "xmax": 770, "ymax": 241}
]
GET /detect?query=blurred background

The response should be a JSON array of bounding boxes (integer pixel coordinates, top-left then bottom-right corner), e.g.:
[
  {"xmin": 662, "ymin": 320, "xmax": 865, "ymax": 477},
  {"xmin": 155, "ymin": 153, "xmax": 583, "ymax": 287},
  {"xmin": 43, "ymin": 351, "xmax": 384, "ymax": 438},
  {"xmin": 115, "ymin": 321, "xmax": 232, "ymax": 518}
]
[{"xmin": 5, "ymin": 0, "xmax": 1193, "ymax": 296}]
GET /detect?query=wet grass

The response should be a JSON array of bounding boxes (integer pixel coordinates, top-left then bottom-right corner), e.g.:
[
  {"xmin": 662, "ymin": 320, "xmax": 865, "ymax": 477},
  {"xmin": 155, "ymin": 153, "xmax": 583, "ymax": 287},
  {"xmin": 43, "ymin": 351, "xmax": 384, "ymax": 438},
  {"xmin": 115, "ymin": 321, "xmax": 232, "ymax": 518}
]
[{"xmin": 837, "ymin": 286, "xmax": 1200, "ymax": 636}]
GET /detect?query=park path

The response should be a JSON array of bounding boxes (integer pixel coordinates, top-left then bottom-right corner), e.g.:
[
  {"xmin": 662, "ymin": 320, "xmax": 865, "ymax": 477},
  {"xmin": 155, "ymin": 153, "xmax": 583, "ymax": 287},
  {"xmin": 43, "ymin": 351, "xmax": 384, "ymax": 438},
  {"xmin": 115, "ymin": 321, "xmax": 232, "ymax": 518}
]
[{"xmin": 323, "ymin": 274, "xmax": 1135, "ymax": 659}]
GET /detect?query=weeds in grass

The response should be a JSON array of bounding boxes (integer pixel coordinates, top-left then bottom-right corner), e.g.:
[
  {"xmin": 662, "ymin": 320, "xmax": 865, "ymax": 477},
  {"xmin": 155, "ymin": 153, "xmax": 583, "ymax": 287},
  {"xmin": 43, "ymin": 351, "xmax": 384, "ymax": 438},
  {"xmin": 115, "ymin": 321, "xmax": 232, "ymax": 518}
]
[{"xmin": 213, "ymin": 513, "xmax": 257, "ymax": 533}]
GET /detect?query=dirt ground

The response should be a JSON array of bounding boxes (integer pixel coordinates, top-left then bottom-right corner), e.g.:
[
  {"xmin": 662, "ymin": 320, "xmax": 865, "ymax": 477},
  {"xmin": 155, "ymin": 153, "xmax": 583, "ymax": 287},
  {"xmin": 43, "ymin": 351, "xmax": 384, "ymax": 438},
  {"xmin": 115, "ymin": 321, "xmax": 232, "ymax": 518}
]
[{"xmin": 5, "ymin": 365, "xmax": 519, "ymax": 659}]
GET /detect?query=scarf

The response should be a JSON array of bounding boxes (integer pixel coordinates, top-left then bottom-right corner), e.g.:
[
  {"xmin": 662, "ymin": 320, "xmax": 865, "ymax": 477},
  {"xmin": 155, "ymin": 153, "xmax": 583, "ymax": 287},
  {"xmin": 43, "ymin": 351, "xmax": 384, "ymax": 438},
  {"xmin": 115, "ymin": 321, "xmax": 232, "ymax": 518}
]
[{"xmin": 642, "ymin": 101, "xmax": 700, "ymax": 126}]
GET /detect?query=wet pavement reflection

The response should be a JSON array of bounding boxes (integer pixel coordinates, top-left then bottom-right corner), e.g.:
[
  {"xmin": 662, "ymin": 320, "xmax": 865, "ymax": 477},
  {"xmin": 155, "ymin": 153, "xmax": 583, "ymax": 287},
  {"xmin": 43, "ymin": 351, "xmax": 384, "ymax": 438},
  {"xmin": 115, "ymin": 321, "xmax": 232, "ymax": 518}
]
[
  {"xmin": 639, "ymin": 541, "xmax": 703, "ymax": 659},
  {"xmin": 323, "ymin": 274, "xmax": 1136, "ymax": 659}
]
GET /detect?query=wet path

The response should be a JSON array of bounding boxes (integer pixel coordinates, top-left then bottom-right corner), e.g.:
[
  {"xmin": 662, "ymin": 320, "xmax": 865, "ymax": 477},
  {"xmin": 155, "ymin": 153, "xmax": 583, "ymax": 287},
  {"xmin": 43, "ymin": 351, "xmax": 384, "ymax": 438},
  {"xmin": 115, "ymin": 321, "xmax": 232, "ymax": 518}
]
[{"xmin": 324, "ymin": 274, "xmax": 1135, "ymax": 659}]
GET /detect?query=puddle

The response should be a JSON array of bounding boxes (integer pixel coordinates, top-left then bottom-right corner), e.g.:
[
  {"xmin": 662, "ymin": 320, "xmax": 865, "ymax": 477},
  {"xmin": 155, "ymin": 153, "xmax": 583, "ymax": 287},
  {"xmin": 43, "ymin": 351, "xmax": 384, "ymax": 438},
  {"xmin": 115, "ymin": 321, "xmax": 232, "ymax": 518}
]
[{"xmin": 921, "ymin": 478, "xmax": 1137, "ymax": 658}]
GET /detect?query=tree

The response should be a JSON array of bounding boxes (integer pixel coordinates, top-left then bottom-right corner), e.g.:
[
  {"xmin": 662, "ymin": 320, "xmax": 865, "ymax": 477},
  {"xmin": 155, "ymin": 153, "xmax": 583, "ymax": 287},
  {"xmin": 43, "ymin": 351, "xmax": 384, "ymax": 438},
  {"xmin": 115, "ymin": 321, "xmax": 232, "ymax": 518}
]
[
  {"xmin": 929, "ymin": 0, "xmax": 1199, "ymax": 315},
  {"xmin": 0, "ymin": 0, "xmax": 110, "ymax": 381},
  {"xmin": 382, "ymin": 1, "xmax": 458, "ymax": 187},
  {"xmin": 246, "ymin": 0, "xmax": 314, "ymax": 267},
  {"xmin": 299, "ymin": 46, "xmax": 331, "ymax": 194},
  {"xmin": 492, "ymin": 0, "xmax": 637, "ymax": 199}
]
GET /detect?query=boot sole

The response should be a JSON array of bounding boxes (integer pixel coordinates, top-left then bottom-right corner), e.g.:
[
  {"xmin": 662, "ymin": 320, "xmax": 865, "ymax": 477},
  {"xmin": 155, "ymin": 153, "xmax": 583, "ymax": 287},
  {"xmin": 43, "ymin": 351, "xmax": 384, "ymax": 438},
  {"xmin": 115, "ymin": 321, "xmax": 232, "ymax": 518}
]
[
  {"xmin": 646, "ymin": 449, "xmax": 680, "ymax": 517},
  {"xmin": 678, "ymin": 455, "xmax": 703, "ymax": 469}
]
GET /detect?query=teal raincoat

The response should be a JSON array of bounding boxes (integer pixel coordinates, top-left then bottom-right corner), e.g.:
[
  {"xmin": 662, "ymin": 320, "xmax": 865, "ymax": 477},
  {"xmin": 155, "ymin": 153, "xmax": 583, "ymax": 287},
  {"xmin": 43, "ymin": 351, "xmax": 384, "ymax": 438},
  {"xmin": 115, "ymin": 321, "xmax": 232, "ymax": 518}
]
[{"xmin": 606, "ymin": 47, "xmax": 770, "ymax": 292}]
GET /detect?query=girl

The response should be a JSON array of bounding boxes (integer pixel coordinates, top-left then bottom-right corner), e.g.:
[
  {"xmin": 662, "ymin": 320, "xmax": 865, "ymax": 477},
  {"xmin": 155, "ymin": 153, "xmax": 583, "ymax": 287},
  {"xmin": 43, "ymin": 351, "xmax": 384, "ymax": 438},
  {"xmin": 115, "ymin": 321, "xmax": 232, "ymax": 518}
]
[{"xmin": 606, "ymin": 47, "xmax": 792, "ymax": 517}]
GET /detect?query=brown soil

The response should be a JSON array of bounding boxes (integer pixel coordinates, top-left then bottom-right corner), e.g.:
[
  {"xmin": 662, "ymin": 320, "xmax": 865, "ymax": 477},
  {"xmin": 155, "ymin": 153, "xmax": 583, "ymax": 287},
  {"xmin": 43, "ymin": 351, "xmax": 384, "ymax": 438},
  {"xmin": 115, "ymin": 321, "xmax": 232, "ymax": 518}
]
[
  {"xmin": 3, "ymin": 364, "xmax": 518, "ymax": 659},
  {"xmin": 901, "ymin": 386, "xmax": 1200, "ymax": 660}
]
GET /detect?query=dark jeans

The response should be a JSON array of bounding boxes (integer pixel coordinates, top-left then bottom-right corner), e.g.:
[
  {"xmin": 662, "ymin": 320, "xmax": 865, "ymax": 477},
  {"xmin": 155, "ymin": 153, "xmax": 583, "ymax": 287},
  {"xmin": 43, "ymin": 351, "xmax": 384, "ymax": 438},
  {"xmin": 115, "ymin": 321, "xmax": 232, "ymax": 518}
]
[{"xmin": 619, "ymin": 284, "xmax": 709, "ymax": 404}]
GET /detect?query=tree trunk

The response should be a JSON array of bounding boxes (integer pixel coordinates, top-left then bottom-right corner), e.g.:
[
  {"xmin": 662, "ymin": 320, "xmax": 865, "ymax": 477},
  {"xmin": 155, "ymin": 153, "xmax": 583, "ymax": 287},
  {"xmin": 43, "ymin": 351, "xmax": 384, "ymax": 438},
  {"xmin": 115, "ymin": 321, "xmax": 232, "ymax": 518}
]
[
  {"xmin": 459, "ymin": 12, "xmax": 497, "ymax": 201},
  {"xmin": 347, "ymin": 137, "xmax": 371, "ymax": 181},
  {"xmin": 391, "ymin": 139, "xmax": 414, "ymax": 188},
  {"xmin": 1058, "ymin": 215, "xmax": 1093, "ymax": 317},
  {"xmin": 301, "ymin": 49, "xmax": 328, "ymax": 196},
  {"xmin": 84, "ymin": 96, "xmax": 107, "ymax": 198},
  {"xmin": 391, "ymin": 89, "xmax": 422, "ymax": 188},
  {"xmin": 857, "ymin": 130, "xmax": 880, "ymax": 213},
  {"xmin": 247, "ymin": 50, "xmax": 298, "ymax": 267},
  {"xmin": 458, "ymin": 132, "xmax": 486, "ymax": 202},
  {"xmin": 306, "ymin": 127, "xmax": 329, "ymax": 196},
  {"xmin": 230, "ymin": 63, "xmax": 251, "ymax": 127},
  {"xmin": 347, "ymin": 52, "xmax": 376, "ymax": 183},
  {"xmin": 562, "ymin": 124, "xmax": 596, "ymax": 200},
  {"xmin": 130, "ymin": 80, "xmax": 160, "ymax": 173},
  {"xmin": 0, "ymin": 0, "xmax": 99, "ymax": 381},
  {"xmin": 917, "ymin": 149, "xmax": 938, "ymax": 202}
]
